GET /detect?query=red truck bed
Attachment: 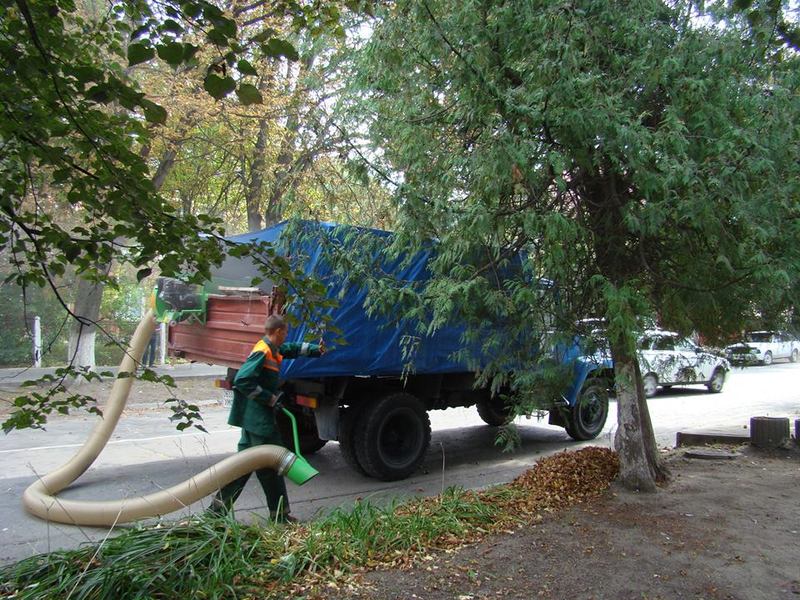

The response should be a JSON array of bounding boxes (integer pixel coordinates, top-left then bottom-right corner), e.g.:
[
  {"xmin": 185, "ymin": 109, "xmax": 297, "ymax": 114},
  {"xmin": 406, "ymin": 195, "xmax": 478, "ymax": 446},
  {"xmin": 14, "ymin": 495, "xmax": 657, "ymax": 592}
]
[{"xmin": 167, "ymin": 293, "xmax": 278, "ymax": 369}]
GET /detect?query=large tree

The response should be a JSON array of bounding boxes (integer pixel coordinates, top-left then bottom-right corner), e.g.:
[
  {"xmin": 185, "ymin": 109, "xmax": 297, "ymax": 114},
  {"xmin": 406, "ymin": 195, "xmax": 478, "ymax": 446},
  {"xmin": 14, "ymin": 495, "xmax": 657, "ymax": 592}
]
[
  {"xmin": 354, "ymin": 0, "xmax": 799, "ymax": 489},
  {"xmin": 1, "ymin": 0, "xmax": 368, "ymax": 358},
  {"xmin": 0, "ymin": 0, "xmax": 367, "ymax": 428}
]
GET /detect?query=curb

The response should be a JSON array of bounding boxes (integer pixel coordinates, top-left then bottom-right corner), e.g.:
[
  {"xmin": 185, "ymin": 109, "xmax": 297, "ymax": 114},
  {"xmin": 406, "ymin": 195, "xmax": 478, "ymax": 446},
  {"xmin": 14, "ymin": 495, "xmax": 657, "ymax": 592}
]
[{"xmin": 676, "ymin": 428, "xmax": 751, "ymax": 447}]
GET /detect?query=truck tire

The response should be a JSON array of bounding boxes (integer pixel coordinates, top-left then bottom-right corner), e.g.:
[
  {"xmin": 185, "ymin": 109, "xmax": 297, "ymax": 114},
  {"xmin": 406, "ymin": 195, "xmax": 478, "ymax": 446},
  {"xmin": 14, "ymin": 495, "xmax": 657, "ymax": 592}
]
[
  {"xmin": 338, "ymin": 407, "xmax": 368, "ymax": 476},
  {"xmin": 642, "ymin": 373, "xmax": 658, "ymax": 398},
  {"xmin": 276, "ymin": 408, "xmax": 327, "ymax": 456},
  {"xmin": 355, "ymin": 392, "xmax": 431, "ymax": 481},
  {"xmin": 565, "ymin": 381, "xmax": 609, "ymax": 441},
  {"xmin": 706, "ymin": 368, "xmax": 725, "ymax": 394},
  {"xmin": 476, "ymin": 395, "xmax": 512, "ymax": 426}
]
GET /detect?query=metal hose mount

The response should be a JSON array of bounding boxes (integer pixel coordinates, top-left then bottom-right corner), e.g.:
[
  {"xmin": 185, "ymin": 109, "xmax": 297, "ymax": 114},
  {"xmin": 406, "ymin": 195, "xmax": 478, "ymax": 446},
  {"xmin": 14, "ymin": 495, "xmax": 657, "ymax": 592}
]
[{"xmin": 22, "ymin": 310, "xmax": 317, "ymax": 527}]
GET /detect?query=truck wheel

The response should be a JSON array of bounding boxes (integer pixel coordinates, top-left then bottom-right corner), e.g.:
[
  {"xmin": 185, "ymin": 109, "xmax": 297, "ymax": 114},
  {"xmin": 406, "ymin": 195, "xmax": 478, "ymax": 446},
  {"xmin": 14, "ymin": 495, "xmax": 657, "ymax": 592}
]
[
  {"xmin": 791, "ymin": 349, "xmax": 798, "ymax": 363},
  {"xmin": 355, "ymin": 392, "xmax": 431, "ymax": 481},
  {"xmin": 476, "ymin": 395, "xmax": 512, "ymax": 427},
  {"xmin": 706, "ymin": 368, "xmax": 725, "ymax": 394},
  {"xmin": 565, "ymin": 381, "xmax": 609, "ymax": 441},
  {"xmin": 277, "ymin": 408, "xmax": 327, "ymax": 456},
  {"xmin": 338, "ymin": 407, "xmax": 368, "ymax": 476},
  {"xmin": 762, "ymin": 351, "xmax": 773, "ymax": 366},
  {"xmin": 642, "ymin": 373, "xmax": 658, "ymax": 398}
]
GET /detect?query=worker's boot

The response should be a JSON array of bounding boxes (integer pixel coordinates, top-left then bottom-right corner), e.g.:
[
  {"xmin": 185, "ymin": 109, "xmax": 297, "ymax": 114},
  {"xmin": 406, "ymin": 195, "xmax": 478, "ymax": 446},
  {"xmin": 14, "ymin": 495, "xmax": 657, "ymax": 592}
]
[
  {"xmin": 274, "ymin": 512, "xmax": 298, "ymax": 525},
  {"xmin": 205, "ymin": 495, "xmax": 231, "ymax": 518}
]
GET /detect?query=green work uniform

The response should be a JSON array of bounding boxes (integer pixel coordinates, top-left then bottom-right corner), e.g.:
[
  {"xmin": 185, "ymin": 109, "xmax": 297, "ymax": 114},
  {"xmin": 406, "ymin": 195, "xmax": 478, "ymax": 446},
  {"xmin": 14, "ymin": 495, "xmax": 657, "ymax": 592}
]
[{"xmin": 211, "ymin": 337, "xmax": 322, "ymax": 518}]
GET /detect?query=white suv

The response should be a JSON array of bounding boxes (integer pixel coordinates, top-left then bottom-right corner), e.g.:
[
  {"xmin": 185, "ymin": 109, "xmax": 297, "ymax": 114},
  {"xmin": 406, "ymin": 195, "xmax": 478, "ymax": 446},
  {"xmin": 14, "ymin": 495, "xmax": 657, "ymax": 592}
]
[
  {"xmin": 725, "ymin": 331, "xmax": 799, "ymax": 365},
  {"xmin": 638, "ymin": 330, "xmax": 730, "ymax": 397}
]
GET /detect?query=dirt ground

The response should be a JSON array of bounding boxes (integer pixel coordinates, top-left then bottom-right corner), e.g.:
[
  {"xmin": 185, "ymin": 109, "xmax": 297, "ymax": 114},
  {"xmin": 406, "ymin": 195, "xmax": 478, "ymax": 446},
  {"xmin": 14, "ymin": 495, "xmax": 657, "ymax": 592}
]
[{"xmin": 332, "ymin": 446, "xmax": 800, "ymax": 600}]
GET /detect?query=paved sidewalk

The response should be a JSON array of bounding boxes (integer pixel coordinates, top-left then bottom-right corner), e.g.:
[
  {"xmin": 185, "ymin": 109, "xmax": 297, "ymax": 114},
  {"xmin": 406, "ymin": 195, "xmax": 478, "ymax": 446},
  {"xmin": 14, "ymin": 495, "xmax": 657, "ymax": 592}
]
[{"xmin": 0, "ymin": 362, "xmax": 226, "ymax": 387}]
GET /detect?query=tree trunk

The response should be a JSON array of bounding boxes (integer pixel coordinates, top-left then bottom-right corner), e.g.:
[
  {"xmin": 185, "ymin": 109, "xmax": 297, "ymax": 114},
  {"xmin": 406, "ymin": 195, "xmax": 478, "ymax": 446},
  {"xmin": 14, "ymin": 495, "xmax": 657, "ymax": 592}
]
[
  {"xmin": 180, "ymin": 189, "xmax": 193, "ymax": 217},
  {"xmin": 581, "ymin": 168, "xmax": 669, "ymax": 491},
  {"xmin": 610, "ymin": 340, "xmax": 670, "ymax": 491},
  {"xmin": 65, "ymin": 133, "xmax": 186, "ymax": 373},
  {"xmin": 151, "ymin": 147, "xmax": 178, "ymax": 191},
  {"xmin": 66, "ymin": 266, "xmax": 110, "ymax": 369},
  {"xmin": 262, "ymin": 55, "xmax": 316, "ymax": 227},
  {"xmin": 242, "ymin": 72, "xmax": 277, "ymax": 232},
  {"xmin": 264, "ymin": 153, "xmax": 313, "ymax": 226},
  {"xmin": 245, "ymin": 116, "xmax": 269, "ymax": 232},
  {"xmin": 750, "ymin": 416, "xmax": 789, "ymax": 448}
]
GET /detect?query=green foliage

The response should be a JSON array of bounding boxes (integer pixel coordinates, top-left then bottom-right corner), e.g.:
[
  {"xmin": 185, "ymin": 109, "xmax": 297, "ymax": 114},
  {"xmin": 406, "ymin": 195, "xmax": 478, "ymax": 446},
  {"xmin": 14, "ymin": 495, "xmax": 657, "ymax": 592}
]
[
  {"xmin": 1, "ymin": 517, "xmax": 265, "ymax": 599},
  {"xmin": 262, "ymin": 37, "xmax": 301, "ymax": 61},
  {"xmin": 235, "ymin": 83, "xmax": 264, "ymax": 105},
  {"xmin": 1, "ymin": 365, "xmax": 209, "ymax": 434},
  {"xmin": 0, "ymin": 0, "xmax": 368, "ymax": 290},
  {"xmin": 350, "ymin": 0, "xmax": 799, "ymax": 384},
  {"xmin": 0, "ymin": 281, "xmax": 68, "ymax": 367},
  {"xmin": 127, "ymin": 42, "xmax": 155, "ymax": 66},
  {"xmin": 163, "ymin": 386, "xmax": 208, "ymax": 433},
  {"xmin": 0, "ymin": 486, "xmax": 498, "ymax": 599},
  {"xmin": 725, "ymin": 0, "xmax": 800, "ymax": 51},
  {"xmin": 1, "ymin": 1, "xmax": 378, "ymax": 429},
  {"xmin": 203, "ymin": 72, "xmax": 237, "ymax": 99},
  {"xmin": 0, "ymin": 271, "xmax": 144, "ymax": 368},
  {"xmin": 1, "ymin": 0, "xmax": 230, "ymax": 291},
  {"xmin": 2, "ymin": 367, "xmax": 110, "ymax": 432}
]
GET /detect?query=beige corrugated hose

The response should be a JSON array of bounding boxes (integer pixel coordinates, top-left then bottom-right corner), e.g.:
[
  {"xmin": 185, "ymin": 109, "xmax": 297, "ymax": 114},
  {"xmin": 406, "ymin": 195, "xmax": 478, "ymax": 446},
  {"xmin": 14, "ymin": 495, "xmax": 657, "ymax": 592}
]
[{"xmin": 22, "ymin": 310, "xmax": 296, "ymax": 527}]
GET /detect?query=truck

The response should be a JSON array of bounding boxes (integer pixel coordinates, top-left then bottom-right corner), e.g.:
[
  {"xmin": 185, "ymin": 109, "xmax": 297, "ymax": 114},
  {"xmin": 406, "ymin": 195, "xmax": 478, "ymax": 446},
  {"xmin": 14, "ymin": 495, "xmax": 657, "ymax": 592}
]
[{"xmin": 156, "ymin": 221, "xmax": 613, "ymax": 481}]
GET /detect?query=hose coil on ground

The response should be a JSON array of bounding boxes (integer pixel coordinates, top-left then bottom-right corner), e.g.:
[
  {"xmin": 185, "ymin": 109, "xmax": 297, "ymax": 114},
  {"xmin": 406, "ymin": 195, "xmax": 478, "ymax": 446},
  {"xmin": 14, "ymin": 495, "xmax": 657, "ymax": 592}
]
[{"xmin": 22, "ymin": 311, "xmax": 296, "ymax": 527}]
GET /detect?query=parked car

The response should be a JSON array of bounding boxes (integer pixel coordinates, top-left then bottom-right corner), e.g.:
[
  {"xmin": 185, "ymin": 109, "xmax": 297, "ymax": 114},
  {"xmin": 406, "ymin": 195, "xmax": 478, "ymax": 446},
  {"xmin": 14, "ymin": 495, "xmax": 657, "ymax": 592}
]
[
  {"xmin": 638, "ymin": 330, "xmax": 730, "ymax": 397},
  {"xmin": 724, "ymin": 331, "xmax": 799, "ymax": 365}
]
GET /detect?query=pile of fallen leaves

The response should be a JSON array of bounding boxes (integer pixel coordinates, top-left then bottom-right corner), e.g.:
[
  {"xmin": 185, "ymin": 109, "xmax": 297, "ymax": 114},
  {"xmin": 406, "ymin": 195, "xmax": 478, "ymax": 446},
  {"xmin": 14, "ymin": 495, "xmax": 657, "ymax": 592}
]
[
  {"xmin": 278, "ymin": 447, "xmax": 620, "ymax": 599},
  {"xmin": 482, "ymin": 446, "xmax": 620, "ymax": 520}
]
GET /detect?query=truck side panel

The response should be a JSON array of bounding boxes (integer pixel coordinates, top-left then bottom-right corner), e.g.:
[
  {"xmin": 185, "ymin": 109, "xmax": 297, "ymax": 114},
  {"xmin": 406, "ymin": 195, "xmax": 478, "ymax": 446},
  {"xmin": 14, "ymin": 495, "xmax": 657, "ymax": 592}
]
[{"xmin": 168, "ymin": 295, "xmax": 277, "ymax": 369}]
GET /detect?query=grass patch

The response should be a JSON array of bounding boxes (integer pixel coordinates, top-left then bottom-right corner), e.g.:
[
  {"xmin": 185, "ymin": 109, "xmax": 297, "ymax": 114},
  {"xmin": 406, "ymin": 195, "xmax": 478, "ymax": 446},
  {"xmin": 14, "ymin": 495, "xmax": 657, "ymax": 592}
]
[
  {"xmin": 1, "ymin": 447, "xmax": 618, "ymax": 599},
  {"xmin": 0, "ymin": 517, "xmax": 268, "ymax": 599}
]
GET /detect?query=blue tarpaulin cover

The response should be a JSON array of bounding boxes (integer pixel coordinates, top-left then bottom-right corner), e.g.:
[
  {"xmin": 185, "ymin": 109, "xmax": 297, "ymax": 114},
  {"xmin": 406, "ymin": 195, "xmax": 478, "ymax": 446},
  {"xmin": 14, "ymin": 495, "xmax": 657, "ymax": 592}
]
[
  {"xmin": 225, "ymin": 221, "xmax": 610, "ymax": 405},
  {"xmin": 227, "ymin": 221, "xmax": 471, "ymax": 380}
]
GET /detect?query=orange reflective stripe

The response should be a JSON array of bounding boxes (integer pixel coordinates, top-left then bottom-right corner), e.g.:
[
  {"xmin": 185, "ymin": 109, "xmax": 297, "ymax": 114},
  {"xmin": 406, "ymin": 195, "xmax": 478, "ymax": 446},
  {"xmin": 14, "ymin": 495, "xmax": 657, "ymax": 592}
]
[{"xmin": 262, "ymin": 343, "xmax": 283, "ymax": 372}]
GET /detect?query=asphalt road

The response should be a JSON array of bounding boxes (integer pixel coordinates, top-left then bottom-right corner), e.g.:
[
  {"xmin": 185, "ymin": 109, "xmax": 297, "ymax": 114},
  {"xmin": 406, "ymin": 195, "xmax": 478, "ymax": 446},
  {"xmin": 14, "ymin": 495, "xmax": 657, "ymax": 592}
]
[
  {"xmin": 0, "ymin": 362, "xmax": 226, "ymax": 387},
  {"xmin": 1, "ymin": 362, "xmax": 797, "ymax": 565}
]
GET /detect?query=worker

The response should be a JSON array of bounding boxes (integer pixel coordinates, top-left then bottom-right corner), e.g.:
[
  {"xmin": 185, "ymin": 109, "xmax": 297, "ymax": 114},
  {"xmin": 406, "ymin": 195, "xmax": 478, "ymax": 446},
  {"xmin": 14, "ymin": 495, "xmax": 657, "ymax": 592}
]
[
  {"xmin": 141, "ymin": 330, "xmax": 159, "ymax": 369},
  {"xmin": 208, "ymin": 314, "xmax": 325, "ymax": 522}
]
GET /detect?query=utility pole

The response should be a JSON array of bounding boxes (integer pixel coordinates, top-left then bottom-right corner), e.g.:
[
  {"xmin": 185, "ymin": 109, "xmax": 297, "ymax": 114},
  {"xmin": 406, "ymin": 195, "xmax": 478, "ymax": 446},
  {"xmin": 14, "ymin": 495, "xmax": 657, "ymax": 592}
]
[
  {"xmin": 159, "ymin": 322, "xmax": 167, "ymax": 365},
  {"xmin": 32, "ymin": 316, "xmax": 42, "ymax": 368}
]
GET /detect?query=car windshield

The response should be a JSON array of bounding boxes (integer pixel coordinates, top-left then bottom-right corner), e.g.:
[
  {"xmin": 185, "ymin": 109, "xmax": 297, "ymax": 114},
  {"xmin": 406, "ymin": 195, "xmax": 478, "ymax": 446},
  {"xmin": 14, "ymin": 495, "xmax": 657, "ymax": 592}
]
[
  {"xmin": 639, "ymin": 335, "xmax": 677, "ymax": 351},
  {"xmin": 745, "ymin": 332, "xmax": 772, "ymax": 343},
  {"xmin": 654, "ymin": 336, "xmax": 676, "ymax": 351}
]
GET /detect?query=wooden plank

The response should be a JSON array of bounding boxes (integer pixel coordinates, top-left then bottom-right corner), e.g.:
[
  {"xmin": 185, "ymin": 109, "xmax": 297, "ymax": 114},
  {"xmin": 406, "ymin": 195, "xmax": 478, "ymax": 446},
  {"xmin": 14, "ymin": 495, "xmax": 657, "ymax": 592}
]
[{"xmin": 167, "ymin": 294, "xmax": 277, "ymax": 368}]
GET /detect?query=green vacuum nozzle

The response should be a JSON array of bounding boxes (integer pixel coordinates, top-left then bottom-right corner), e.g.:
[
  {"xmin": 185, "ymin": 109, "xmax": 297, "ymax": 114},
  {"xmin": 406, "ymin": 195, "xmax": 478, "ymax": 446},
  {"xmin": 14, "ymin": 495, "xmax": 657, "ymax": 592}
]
[
  {"xmin": 286, "ymin": 456, "xmax": 319, "ymax": 485},
  {"xmin": 280, "ymin": 406, "xmax": 319, "ymax": 485}
]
